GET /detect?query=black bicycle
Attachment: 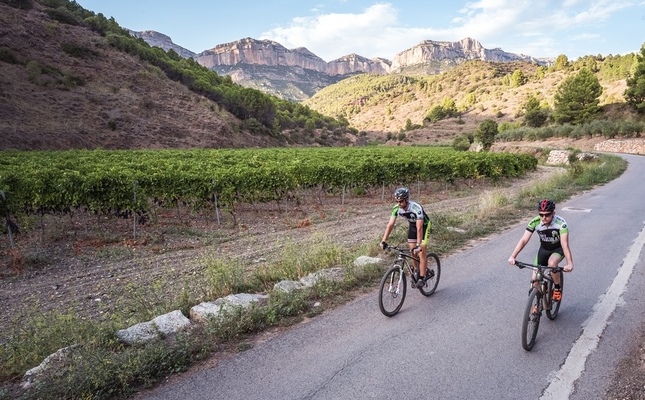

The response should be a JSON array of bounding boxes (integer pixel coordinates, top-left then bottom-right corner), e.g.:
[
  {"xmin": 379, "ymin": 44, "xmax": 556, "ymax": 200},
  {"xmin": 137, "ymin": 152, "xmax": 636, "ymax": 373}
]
[
  {"xmin": 378, "ymin": 244, "xmax": 441, "ymax": 317},
  {"xmin": 515, "ymin": 260, "xmax": 564, "ymax": 351}
]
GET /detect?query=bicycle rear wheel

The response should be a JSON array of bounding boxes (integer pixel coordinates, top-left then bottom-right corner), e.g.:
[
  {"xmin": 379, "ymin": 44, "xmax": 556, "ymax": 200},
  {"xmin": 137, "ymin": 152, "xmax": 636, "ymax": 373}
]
[
  {"xmin": 546, "ymin": 273, "xmax": 563, "ymax": 320},
  {"xmin": 521, "ymin": 287, "xmax": 541, "ymax": 351},
  {"xmin": 378, "ymin": 265, "xmax": 406, "ymax": 317},
  {"xmin": 418, "ymin": 253, "xmax": 441, "ymax": 296}
]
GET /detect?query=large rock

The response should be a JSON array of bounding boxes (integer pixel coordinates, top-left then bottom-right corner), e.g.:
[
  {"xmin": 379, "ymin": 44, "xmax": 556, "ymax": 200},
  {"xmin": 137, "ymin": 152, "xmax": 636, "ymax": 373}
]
[
  {"xmin": 116, "ymin": 310, "xmax": 191, "ymax": 345},
  {"xmin": 190, "ymin": 293, "xmax": 269, "ymax": 323}
]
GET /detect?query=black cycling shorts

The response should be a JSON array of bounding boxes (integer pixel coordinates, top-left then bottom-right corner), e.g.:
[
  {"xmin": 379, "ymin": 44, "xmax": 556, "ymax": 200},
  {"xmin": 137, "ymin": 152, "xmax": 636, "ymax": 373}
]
[
  {"xmin": 536, "ymin": 246, "xmax": 564, "ymax": 266},
  {"xmin": 407, "ymin": 223, "xmax": 429, "ymax": 243}
]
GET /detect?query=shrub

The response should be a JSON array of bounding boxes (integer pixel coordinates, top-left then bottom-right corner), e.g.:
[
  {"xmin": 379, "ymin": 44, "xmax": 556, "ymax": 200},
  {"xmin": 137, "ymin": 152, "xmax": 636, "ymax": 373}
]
[{"xmin": 0, "ymin": 47, "xmax": 19, "ymax": 64}]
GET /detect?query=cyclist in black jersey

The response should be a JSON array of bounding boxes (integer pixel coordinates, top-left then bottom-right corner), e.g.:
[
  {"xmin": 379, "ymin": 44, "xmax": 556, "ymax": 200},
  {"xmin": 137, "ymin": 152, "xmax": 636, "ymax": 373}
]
[
  {"xmin": 380, "ymin": 187, "xmax": 431, "ymax": 288},
  {"xmin": 508, "ymin": 199, "xmax": 574, "ymax": 300}
]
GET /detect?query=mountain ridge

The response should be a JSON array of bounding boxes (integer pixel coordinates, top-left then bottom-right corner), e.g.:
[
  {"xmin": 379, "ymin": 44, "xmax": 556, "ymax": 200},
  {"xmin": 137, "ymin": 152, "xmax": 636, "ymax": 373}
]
[{"xmin": 137, "ymin": 33, "xmax": 549, "ymax": 101}]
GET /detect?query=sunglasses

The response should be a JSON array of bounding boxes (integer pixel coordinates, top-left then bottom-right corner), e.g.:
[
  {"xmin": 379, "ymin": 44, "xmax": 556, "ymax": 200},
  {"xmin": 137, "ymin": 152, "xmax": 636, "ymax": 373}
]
[{"xmin": 539, "ymin": 212, "xmax": 553, "ymax": 218}]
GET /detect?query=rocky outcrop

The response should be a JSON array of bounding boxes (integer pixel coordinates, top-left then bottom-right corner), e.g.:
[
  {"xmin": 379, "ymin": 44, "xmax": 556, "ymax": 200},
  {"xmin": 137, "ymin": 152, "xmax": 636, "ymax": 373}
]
[
  {"xmin": 390, "ymin": 37, "xmax": 543, "ymax": 71},
  {"xmin": 196, "ymin": 38, "xmax": 388, "ymax": 76},
  {"xmin": 327, "ymin": 53, "xmax": 390, "ymax": 75},
  {"xmin": 129, "ymin": 30, "xmax": 196, "ymax": 59},
  {"xmin": 197, "ymin": 38, "xmax": 329, "ymax": 72}
]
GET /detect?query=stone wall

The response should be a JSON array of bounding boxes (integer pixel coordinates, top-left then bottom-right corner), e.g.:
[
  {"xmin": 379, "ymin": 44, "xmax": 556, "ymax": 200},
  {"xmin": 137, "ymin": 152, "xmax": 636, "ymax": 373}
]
[{"xmin": 594, "ymin": 139, "xmax": 645, "ymax": 155}]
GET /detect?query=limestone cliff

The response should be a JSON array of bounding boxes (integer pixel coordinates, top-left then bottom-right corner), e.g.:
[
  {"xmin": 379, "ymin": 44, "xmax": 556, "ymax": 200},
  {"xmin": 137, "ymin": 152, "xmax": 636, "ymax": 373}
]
[
  {"xmin": 391, "ymin": 37, "xmax": 542, "ymax": 71},
  {"xmin": 129, "ymin": 30, "xmax": 196, "ymax": 59},
  {"xmin": 196, "ymin": 38, "xmax": 387, "ymax": 76}
]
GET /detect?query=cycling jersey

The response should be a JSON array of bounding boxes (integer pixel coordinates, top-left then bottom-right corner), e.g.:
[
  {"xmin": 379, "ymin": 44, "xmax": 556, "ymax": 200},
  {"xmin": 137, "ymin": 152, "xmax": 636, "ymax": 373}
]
[
  {"xmin": 526, "ymin": 214, "xmax": 569, "ymax": 251},
  {"xmin": 391, "ymin": 200, "xmax": 429, "ymax": 226}
]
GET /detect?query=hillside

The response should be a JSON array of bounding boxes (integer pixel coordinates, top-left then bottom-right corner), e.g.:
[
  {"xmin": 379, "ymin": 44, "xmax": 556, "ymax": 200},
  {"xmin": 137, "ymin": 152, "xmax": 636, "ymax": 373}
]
[
  {"xmin": 0, "ymin": 1, "xmax": 356, "ymax": 151},
  {"xmin": 304, "ymin": 60, "xmax": 631, "ymax": 144},
  {"xmin": 0, "ymin": 0, "xmax": 637, "ymax": 152}
]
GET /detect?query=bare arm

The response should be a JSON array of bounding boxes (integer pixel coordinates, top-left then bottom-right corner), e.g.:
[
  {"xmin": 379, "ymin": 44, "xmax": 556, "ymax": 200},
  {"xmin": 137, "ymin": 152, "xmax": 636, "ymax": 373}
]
[
  {"xmin": 560, "ymin": 232, "xmax": 574, "ymax": 272},
  {"xmin": 508, "ymin": 230, "xmax": 533, "ymax": 265},
  {"xmin": 381, "ymin": 216, "xmax": 396, "ymax": 243}
]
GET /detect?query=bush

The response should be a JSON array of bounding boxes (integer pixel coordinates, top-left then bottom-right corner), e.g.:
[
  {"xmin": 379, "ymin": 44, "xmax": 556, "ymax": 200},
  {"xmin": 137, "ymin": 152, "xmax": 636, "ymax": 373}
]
[
  {"xmin": 0, "ymin": 47, "xmax": 19, "ymax": 64},
  {"xmin": 45, "ymin": 7, "xmax": 82, "ymax": 26},
  {"xmin": 452, "ymin": 135, "xmax": 471, "ymax": 151}
]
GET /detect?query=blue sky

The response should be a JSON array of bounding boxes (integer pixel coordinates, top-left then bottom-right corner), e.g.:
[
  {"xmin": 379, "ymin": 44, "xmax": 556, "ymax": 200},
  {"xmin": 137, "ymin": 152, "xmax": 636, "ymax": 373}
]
[{"xmin": 75, "ymin": 1, "xmax": 645, "ymax": 61}]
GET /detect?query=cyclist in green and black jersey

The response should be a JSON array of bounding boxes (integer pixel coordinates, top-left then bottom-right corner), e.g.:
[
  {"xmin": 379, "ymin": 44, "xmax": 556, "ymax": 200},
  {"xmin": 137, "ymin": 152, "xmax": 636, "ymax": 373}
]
[
  {"xmin": 380, "ymin": 187, "xmax": 431, "ymax": 288},
  {"xmin": 508, "ymin": 199, "xmax": 574, "ymax": 300}
]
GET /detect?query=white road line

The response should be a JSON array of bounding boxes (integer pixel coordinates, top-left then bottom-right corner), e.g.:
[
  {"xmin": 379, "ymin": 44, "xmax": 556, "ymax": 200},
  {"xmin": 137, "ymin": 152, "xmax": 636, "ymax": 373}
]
[{"xmin": 540, "ymin": 221, "xmax": 645, "ymax": 400}]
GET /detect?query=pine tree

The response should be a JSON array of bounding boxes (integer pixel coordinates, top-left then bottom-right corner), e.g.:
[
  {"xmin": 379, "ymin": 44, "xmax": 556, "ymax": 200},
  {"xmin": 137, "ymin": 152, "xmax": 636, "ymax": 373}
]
[
  {"xmin": 624, "ymin": 44, "xmax": 645, "ymax": 113},
  {"xmin": 553, "ymin": 68, "xmax": 602, "ymax": 125}
]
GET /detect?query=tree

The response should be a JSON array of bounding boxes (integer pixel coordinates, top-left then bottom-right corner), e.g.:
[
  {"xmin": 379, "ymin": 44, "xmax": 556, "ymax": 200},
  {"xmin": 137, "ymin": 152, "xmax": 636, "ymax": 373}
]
[
  {"xmin": 624, "ymin": 43, "xmax": 645, "ymax": 113},
  {"xmin": 511, "ymin": 69, "xmax": 528, "ymax": 87},
  {"xmin": 553, "ymin": 68, "xmax": 602, "ymax": 125},
  {"xmin": 522, "ymin": 96, "xmax": 549, "ymax": 127},
  {"xmin": 474, "ymin": 119, "xmax": 498, "ymax": 151},
  {"xmin": 554, "ymin": 54, "xmax": 570, "ymax": 71}
]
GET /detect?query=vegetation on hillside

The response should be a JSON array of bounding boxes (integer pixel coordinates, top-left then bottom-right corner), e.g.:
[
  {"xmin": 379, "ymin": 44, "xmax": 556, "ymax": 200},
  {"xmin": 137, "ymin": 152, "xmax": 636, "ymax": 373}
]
[
  {"xmin": 0, "ymin": 0, "xmax": 354, "ymax": 144},
  {"xmin": 304, "ymin": 51, "xmax": 642, "ymax": 138}
]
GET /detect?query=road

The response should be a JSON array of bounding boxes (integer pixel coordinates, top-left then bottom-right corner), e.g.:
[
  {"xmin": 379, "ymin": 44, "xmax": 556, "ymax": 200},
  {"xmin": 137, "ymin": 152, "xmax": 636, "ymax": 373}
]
[{"xmin": 137, "ymin": 153, "xmax": 645, "ymax": 400}]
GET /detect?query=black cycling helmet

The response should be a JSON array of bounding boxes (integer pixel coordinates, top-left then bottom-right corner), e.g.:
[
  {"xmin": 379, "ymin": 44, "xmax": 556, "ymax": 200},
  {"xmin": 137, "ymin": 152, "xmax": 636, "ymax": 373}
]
[
  {"xmin": 538, "ymin": 199, "xmax": 556, "ymax": 212},
  {"xmin": 394, "ymin": 187, "xmax": 410, "ymax": 201}
]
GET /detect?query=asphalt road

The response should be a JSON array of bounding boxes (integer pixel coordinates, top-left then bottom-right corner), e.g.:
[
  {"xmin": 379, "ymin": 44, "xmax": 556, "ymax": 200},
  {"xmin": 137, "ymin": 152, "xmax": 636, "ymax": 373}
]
[{"xmin": 137, "ymin": 153, "xmax": 645, "ymax": 400}]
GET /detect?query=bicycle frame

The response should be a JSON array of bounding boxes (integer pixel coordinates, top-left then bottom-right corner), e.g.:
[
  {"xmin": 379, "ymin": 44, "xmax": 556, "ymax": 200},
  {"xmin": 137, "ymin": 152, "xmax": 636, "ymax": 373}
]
[{"xmin": 515, "ymin": 261, "xmax": 562, "ymax": 309}]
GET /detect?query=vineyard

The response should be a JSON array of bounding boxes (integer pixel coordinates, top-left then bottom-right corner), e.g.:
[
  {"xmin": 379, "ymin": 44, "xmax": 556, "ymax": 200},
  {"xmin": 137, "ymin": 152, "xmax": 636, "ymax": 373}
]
[{"xmin": 0, "ymin": 147, "xmax": 537, "ymax": 230}]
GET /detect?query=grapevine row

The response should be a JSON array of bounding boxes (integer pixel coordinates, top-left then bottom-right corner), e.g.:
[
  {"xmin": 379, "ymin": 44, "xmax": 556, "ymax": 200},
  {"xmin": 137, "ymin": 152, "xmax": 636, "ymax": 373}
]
[{"xmin": 0, "ymin": 147, "xmax": 537, "ymax": 217}]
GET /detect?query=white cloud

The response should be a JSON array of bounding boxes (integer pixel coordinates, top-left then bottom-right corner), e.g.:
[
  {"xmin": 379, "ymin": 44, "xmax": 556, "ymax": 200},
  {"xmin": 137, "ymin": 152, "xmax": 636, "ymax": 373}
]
[{"xmin": 260, "ymin": 0, "xmax": 638, "ymax": 61}]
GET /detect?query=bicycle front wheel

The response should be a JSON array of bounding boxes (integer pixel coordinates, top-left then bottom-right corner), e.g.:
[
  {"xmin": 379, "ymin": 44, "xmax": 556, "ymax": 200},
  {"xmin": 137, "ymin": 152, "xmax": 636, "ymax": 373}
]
[
  {"xmin": 546, "ymin": 273, "xmax": 563, "ymax": 320},
  {"xmin": 418, "ymin": 253, "xmax": 441, "ymax": 296},
  {"xmin": 521, "ymin": 287, "xmax": 541, "ymax": 351},
  {"xmin": 379, "ymin": 265, "xmax": 406, "ymax": 317}
]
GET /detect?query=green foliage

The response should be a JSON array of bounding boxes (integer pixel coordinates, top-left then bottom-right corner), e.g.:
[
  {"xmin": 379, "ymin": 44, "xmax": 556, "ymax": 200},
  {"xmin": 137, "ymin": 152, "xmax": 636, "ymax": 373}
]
[
  {"xmin": 0, "ymin": 147, "xmax": 537, "ymax": 220},
  {"xmin": 0, "ymin": 0, "xmax": 32, "ymax": 9},
  {"xmin": 474, "ymin": 119, "xmax": 498, "ymax": 151},
  {"xmin": 44, "ymin": 6, "xmax": 82, "ymax": 25},
  {"xmin": 553, "ymin": 68, "xmax": 602, "ymax": 124},
  {"xmin": 554, "ymin": 54, "xmax": 570, "ymax": 71},
  {"xmin": 61, "ymin": 42, "xmax": 98, "ymax": 59},
  {"xmin": 0, "ymin": 47, "xmax": 19, "ymax": 64},
  {"xmin": 522, "ymin": 95, "xmax": 549, "ymax": 127},
  {"xmin": 510, "ymin": 69, "xmax": 528, "ymax": 87},
  {"xmin": 625, "ymin": 44, "xmax": 645, "ymax": 113},
  {"xmin": 452, "ymin": 135, "xmax": 471, "ymax": 151},
  {"xmin": 425, "ymin": 97, "xmax": 458, "ymax": 123}
]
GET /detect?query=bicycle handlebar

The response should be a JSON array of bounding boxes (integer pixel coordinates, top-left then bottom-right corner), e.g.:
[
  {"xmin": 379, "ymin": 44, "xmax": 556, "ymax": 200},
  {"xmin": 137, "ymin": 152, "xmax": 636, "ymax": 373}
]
[
  {"xmin": 514, "ymin": 260, "xmax": 563, "ymax": 272},
  {"xmin": 384, "ymin": 244, "xmax": 411, "ymax": 253}
]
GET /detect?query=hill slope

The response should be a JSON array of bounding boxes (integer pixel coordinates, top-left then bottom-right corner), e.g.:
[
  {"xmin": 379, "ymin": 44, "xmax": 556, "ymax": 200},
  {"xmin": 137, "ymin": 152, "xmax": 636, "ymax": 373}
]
[{"xmin": 0, "ymin": 1, "xmax": 290, "ymax": 150}]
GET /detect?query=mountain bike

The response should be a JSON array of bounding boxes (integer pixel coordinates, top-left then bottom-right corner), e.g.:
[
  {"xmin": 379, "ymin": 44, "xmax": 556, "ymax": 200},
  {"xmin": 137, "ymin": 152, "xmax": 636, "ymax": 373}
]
[
  {"xmin": 514, "ymin": 260, "xmax": 564, "ymax": 351},
  {"xmin": 378, "ymin": 244, "xmax": 441, "ymax": 317}
]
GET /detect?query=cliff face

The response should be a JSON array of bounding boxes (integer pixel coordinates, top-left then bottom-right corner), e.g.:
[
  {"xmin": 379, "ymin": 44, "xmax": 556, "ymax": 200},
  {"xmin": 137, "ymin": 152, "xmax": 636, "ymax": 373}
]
[
  {"xmin": 390, "ymin": 37, "xmax": 541, "ymax": 71},
  {"xmin": 129, "ymin": 30, "xmax": 196, "ymax": 59},
  {"xmin": 133, "ymin": 32, "xmax": 547, "ymax": 101},
  {"xmin": 195, "ymin": 38, "xmax": 387, "ymax": 75}
]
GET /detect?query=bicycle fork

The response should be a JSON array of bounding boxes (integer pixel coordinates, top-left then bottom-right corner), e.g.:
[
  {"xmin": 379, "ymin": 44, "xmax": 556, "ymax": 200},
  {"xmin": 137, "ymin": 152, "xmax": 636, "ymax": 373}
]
[{"xmin": 388, "ymin": 265, "xmax": 405, "ymax": 295}]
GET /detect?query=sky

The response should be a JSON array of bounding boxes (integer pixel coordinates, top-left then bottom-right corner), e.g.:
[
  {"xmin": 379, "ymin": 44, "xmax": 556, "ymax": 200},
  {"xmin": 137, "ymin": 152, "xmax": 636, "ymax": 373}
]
[{"xmin": 75, "ymin": 1, "xmax": 645, "ymax": 62}]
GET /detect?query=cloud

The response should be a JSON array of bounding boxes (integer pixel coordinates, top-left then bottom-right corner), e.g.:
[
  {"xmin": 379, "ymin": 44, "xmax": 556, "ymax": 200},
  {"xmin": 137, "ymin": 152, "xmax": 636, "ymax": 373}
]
[
  {"xmin": 259, "ymin": 0, "xmax": 637, "ymax": 61},
  {"xmin": 260, "ymin": 3, "xmax": 422, "ymax": 60}
]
